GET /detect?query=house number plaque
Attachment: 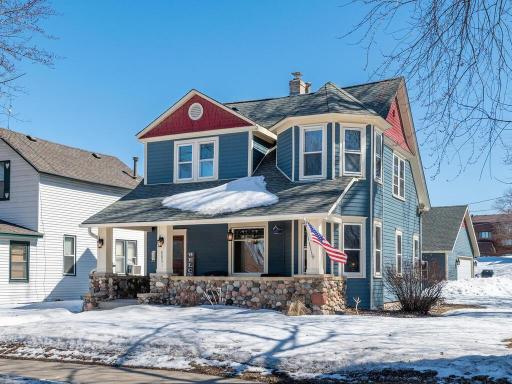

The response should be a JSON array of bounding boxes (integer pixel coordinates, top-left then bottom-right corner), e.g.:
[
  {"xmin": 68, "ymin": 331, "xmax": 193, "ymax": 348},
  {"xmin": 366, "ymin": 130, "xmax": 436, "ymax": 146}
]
[{"xmin": 186, "ymin": 252, "xmax": 195, "ymax": 276}]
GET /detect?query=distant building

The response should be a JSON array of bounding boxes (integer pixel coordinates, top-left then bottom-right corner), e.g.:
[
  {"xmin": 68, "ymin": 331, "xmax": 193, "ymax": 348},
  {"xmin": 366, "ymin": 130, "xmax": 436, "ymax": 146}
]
[
  {"xmin": 472, "ymin": 214, "xmax": 512, "ymax": 256},
  {"xmin": 422, "ymin": 205, "xmax": 479, "ymax": 280}
]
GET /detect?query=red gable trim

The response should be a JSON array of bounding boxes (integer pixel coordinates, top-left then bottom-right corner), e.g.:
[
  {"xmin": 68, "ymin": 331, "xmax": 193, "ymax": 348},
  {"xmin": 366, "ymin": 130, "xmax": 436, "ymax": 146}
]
[
  {"xmin": 384, "ymin": 98, "xmax": 412, "ymax": 152},
  {"xmin": 141, "ymin": 94, "xmax": 252, "ymax": 140}
]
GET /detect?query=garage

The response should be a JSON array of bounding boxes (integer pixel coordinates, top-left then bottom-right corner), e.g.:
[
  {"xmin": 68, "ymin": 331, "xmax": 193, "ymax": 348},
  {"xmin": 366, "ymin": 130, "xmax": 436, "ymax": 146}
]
[{"xmin": 457, "ymin": 257, "xmax": 473, "ymax": 280}]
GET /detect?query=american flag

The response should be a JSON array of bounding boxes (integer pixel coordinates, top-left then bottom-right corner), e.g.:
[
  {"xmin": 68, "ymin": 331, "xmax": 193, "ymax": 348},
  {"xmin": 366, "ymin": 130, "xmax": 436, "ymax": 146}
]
[{"xmin": 306, "ymin": 221, "xmax": 347, "ymax": 264}]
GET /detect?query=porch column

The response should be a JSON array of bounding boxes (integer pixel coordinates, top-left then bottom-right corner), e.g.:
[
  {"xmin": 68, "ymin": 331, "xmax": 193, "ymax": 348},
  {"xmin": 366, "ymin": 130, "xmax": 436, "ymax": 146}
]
[
  {"xmin": 156, "ymin": 225, "xmax": 173, "ymax": 274},
  {"xmin": 306, "ymin": 218, "xmax": 326, "ymax": 275},
  {"xmin": 97, "ymin": 227, "xmax": 113, "ymax": 273}
]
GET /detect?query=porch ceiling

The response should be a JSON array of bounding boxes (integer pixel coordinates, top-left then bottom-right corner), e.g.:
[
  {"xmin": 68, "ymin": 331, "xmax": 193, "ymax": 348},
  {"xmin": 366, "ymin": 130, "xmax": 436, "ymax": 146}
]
[{"xmin": 83, "ymin": 150, "xmax": 353, "ymax": 226}]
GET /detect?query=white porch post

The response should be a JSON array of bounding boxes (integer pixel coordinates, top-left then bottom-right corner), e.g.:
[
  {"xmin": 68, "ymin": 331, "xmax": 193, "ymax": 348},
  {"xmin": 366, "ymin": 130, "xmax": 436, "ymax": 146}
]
[
  {"xmin": 156, "ymin": 225, "xmax": 173, "ymax": 274},
  {"xmin": 306, "ymin": 218, "xmax": 326, "ymax": 275},
  {"xmin": 97, "ymin": 227, "xmax": 113, "ymax": 273}
]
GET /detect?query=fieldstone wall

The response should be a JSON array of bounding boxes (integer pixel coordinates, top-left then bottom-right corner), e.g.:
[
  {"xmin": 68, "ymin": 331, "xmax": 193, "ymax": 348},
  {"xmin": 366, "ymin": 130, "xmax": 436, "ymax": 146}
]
[
  {"xmin": 84, "ymin": 272, "xmax": 150, "ymax": 310},
  {"xmin": 138, "ymin": 274, "xmax": 346, "ymax": 315}
]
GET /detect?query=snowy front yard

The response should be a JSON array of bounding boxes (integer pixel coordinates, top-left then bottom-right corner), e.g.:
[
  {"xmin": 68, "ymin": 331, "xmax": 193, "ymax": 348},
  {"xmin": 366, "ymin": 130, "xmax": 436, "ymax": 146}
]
[{"xmin": 0, "ymin": 258, "xmax": 511, "ymax": 382}]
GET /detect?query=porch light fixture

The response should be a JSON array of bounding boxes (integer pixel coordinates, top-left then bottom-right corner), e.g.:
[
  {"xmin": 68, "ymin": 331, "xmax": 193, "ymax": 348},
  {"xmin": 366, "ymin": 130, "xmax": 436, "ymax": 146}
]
[
  {"xmin": 97, "ymin": 238, "xmax": 104, "ymax": 248},
  {"xmin": 473, "ymin": 260, "xmax": 478, "ymax": 267},
  {"xmin": 157, "ymin": 236, "xmax": 165, "ymax": 248},
  {"xmin": 456, "ymin": 258, "xmax": 461, "ymax": 266},
  {"xmin": 227, "ymin": 229, "xmax": 234, "ymax": 241}
]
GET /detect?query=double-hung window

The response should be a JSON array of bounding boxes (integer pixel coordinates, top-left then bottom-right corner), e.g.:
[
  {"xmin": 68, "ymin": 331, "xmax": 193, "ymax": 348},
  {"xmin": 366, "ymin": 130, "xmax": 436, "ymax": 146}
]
[
  {"xmin": 0, "ymin": 160, "xmax": 10, "ymax": 200},
  {"xmin": 395, "ymin": 230, "xmax": 403, "ymax": 274},
  {"xmin": 373, "ymin": 221, "xmax": 382, "ymax": 277},
  {"xmin": 300, "ymin": 125, "xmax": 325, "ymax": 179},
  {"xmin": 343, "ymin": 223, "xmax": 363, "ymax": 276},
  {"xmin": 374, "ymin": 132, "xmax": 383, "ymax": 182},
  {"xmin": 393, "ymin": 153, "xmax": 405, "ymax": 199},
  {"xmin": 10, "ymin": 241, "xmax": 29, "ymax": 282},
  {"xmin": 175, "ymin": 138, "xmax": 218, "ymax": 182},
  {"xmin": 343, "ymin": 128, "xmax": 363, "ymax": 176},
  {"xmin": 63, "ymin": 235, "xmax": 76, "ymax": 276},
  {"xmin": 115, "ymin": 240, "xmax": 138, "ymax": 275},
  {"xmin": 413, "ymin": 234, "xmax": 420, "ymax": 267}
]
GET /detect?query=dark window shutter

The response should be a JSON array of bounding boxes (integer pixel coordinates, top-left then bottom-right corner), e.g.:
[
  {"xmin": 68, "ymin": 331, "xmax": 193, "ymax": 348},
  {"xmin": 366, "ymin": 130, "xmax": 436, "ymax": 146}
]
[{"xmin": 3, "ymin": 161, "xmax": 10, "ymax": 200}]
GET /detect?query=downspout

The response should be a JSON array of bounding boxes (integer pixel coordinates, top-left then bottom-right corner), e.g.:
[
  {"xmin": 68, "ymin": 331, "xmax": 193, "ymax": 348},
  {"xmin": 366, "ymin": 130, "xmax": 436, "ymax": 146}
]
[{"xmin": 369, "ymin": 125, "xmax": 374, "ymax": 310}]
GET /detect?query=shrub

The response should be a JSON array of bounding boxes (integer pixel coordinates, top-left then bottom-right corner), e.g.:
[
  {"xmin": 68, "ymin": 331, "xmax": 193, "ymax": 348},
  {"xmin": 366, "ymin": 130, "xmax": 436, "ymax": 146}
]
[{"xmin": 384, "ymin": 261, "xmax": 445, "ymax": 314}]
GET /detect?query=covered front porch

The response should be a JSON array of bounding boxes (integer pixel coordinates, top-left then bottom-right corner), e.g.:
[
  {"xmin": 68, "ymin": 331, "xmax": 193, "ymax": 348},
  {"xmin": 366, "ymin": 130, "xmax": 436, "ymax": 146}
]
[{"xmin": 85, "ymin": 217, "xmax": 347, "ymax": 314}]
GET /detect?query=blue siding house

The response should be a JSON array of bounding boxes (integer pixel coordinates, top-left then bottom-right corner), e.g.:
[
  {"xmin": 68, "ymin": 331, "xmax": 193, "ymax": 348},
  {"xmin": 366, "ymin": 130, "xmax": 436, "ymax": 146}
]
[{"xmin": 84, "ymin": 73, "xmax": 431, "ymax": 310}]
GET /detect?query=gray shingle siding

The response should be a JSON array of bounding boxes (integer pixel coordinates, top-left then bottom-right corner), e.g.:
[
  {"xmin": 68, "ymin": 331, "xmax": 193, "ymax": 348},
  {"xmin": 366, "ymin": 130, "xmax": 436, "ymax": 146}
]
[
  {"xmin": 147, "ymin": 140, "xmax": 173, "ymax": 184},
  {"xmin": 327, "ymin": 123, "xmax": 333, "ymax": 180},
  {"xmin": 277, "ymin": 128, "xmax": 293, "ymax": 179},
  {"xmin": 294, "ymin": 126, "xmax": 300, "ymax": 181}
]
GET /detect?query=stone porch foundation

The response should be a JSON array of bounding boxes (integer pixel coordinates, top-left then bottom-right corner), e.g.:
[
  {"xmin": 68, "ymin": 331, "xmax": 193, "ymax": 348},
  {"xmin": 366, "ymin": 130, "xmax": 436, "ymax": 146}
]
[
  {"xmin": 137, "ymin": 274, "xmax": 346, "ymax": 315},
  {"xmin": 83, "ymin": 272, "xmax": 150, "ymax": 310}
]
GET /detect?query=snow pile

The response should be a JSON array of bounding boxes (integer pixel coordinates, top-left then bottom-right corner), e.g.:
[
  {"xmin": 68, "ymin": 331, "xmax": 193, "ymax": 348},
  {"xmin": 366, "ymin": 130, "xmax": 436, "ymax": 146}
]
[
  {"xmin": 0, "ymin": 300, "xmax": 82, "ymax": 327},
  {"xmin": 0, "ymin": 302, "xmax": 511, "ymax": 380},
  {"xmin": 162, "ymin": 176, "xmax": 278, "ymax": 215},
  {"xmin": 476, "ymin": 255, "xmax": 512, "ymax": 278},
  {"xmin": 444, "ymin": 276, "xmax": 512, "ymax": 305}
]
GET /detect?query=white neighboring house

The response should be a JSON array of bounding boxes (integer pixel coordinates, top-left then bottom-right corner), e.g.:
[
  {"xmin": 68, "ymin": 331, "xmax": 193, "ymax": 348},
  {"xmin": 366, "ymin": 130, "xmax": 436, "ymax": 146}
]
[{"xmin": 0, "ymin": 128, "xmax": 146, "ymax": 304}]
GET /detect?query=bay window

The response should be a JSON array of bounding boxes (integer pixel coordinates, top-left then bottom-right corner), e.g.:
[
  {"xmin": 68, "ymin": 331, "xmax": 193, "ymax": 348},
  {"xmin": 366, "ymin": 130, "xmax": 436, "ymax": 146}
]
[
  {"xmin": 231, "ymin": 227, "xmax": 265, "ymax": 274},
  {"xmin": 343, "ymin": 128, "xmax": 363, "ymax": 176},
  {"xmin": 300, "ymin": 125, "xmax": 325, "ymax": 179},
  {"xmin": 393, "ymin": 153, "xmax": 405, "ymax": 199},
  {"xmin": 174, "ymin": 138, "xmax": 218, "ymax": 182}
]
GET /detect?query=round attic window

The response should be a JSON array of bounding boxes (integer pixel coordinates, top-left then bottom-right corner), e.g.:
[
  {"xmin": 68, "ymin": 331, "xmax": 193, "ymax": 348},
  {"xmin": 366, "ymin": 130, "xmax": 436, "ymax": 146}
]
[{"xmin": 188, "ymin": 102, "xmax": 203, "ymax": 120}]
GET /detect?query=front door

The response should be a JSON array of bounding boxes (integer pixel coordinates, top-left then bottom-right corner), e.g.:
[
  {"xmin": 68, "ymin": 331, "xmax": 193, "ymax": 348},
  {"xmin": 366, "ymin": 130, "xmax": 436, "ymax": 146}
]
[{"xmin": 173, "ymin": 235, "xmax": 185, "ymax": 276}]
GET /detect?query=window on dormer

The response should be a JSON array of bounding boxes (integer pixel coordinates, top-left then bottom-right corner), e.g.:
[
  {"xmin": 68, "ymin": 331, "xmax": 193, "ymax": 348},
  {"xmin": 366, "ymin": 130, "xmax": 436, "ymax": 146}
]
[
  {"xmin": 300, "ymin": 125, "xmax": 325, "ymax": 179},
  {"xmin": 174, "ymin": 138, "xmax": 218, "ymax": 182}
]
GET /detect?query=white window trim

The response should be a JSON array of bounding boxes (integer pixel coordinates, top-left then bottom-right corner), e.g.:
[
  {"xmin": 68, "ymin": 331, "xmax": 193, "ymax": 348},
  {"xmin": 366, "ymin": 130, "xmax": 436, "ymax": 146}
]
[
  {"xmin": 228, "ymin": 222, "xmax": 268, "ymax": 276},
  {"xmin": 299, "ymin": 124, "xmax": 327, "ymax": 180},
  {"xmin": 413, "ymin": 234, "xmax": 420, "ymax": 266},
  {"xmin": 342, "ymin": 220, "xmax": 366, "ymax": 279},
  {"xmin": 63, "ymin": 235, "xmax": 76, "ymax": 276},
  {"xmin": 392, "ymin": 153, "xmax": 406, "ymax": 200},
  {"xmin": 395, "ymin": 229, "xmax": 403, "ymax": 275},
  {"xmin": 173, "ymin": 137, "xmax": 219, "ymax": 183},
  {"xmin": 342, "ymin": 126, "xmax": 366, "ymax": 177},
  {"xmin": 373, "ymin": 220, "xmax": 382, "ymax": 278},
  {"xmin": 374, "ymin": 130, "xmax": 383, "ymax": 183}
]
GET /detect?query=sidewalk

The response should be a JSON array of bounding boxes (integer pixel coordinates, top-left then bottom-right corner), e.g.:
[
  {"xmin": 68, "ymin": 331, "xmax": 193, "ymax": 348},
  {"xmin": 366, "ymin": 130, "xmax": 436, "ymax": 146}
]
[{"xmin": 0, "ymin": 358, "xmax": 258, "ymax": 383}]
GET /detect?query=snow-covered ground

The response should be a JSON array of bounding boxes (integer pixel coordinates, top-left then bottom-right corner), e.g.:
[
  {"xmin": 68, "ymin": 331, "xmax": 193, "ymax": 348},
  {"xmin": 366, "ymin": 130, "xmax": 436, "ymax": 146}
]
[{"xmin": 0, "ymin": 258, "xmax": 510, "ymax": 381}]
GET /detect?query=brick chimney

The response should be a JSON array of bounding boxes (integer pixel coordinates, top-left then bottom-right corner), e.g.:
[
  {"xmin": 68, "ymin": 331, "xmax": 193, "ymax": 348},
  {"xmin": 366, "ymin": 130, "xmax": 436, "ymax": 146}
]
[{"xmin": 289, "ymin": 72, "xmax": 311, "ymax": 95}]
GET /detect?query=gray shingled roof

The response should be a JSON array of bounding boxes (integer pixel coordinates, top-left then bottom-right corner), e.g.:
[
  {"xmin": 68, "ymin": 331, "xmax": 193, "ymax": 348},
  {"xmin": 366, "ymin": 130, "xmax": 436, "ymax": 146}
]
[
  {"xmin": 83, "ymin": 149, "xmax": 354, "ymax": 225},
  {"xmin": 422, "ymin": 205, "xmax": 468, "ymax": 252},
  {"xmin": 0, "ymin": 128, "xmax": 140, "ymax": 190},
  {"xmin": 224, "ymin": 82, "xmax": 379, "ymax": 128},
  {"xmin": 345, "ymin": 77, "xmax": 403, "ymax": 119},
  {"xmin": 0, "ymin": 219, "xmax": 42, "ymax": 237}
]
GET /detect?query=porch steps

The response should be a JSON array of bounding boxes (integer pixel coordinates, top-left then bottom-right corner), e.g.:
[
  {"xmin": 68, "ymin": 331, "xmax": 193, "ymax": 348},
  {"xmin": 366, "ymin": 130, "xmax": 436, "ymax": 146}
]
[{"xmin": 97, "ymin": 299, "xmax": 139, "ymax": 310}]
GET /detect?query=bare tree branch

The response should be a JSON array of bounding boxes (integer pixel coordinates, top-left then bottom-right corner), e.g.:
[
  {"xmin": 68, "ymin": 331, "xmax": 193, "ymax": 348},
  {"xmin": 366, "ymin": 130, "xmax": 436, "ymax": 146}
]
[{"xmin": 343, "ymin": 0, "xmax": 512, "ymax": 177}]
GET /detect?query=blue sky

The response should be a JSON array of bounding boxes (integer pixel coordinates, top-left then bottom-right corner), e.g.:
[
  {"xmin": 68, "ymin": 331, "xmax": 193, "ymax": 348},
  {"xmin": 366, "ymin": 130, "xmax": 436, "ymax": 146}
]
[{"xmin": 8, "ymin": 0, "xmax": 510, "ymax": 213}]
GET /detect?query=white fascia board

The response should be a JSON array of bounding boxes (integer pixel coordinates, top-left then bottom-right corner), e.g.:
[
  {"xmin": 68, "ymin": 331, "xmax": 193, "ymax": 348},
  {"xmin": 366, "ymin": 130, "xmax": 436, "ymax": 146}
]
[{"xmin": 271, "ymin": 113, "xmax": 391, "ymax": 135}]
